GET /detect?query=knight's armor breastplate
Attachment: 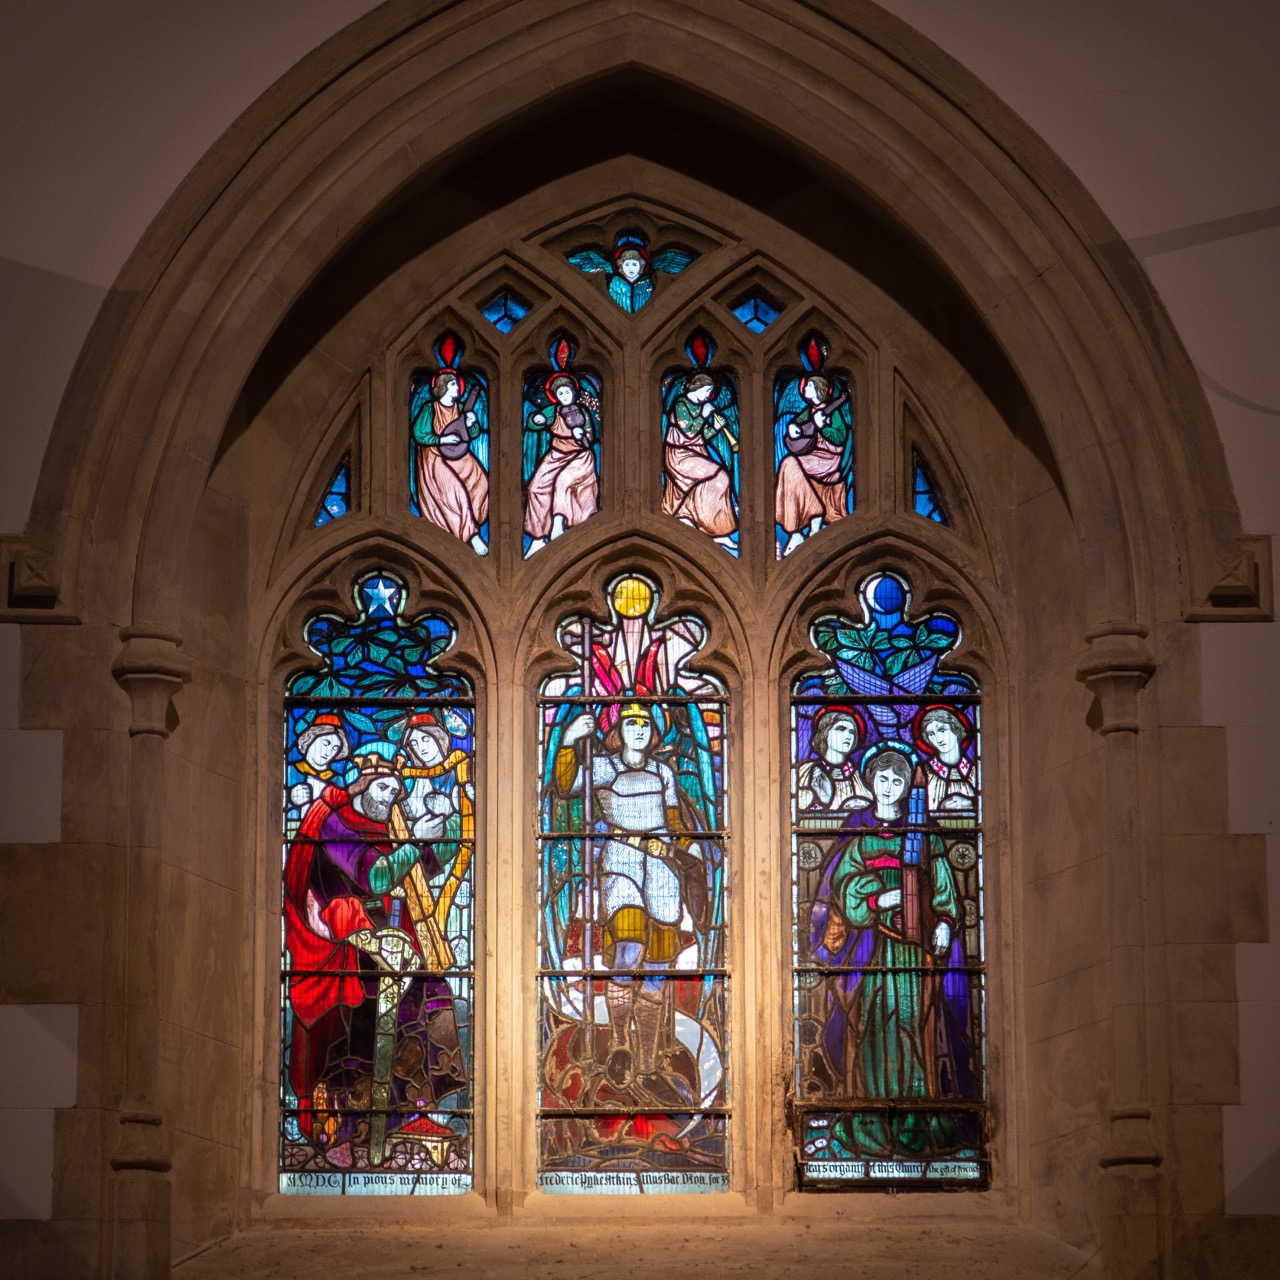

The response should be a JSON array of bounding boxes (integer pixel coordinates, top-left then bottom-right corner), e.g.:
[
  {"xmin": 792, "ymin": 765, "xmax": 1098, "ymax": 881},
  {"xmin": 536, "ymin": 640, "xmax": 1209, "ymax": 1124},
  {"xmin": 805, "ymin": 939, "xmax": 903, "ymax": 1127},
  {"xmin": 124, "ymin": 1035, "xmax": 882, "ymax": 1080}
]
[{"xmin": 597, "ymin": 764, "xmax": 666, "ymax": 832}]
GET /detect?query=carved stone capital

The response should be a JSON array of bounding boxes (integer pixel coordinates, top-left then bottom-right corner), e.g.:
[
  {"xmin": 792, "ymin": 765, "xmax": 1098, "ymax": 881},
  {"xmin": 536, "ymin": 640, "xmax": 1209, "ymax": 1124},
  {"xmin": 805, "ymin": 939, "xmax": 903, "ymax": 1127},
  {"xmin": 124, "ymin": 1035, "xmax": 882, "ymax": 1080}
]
[
  {"xmin": 110, "ymin": 1111, "xmax": 172, "ymax": 1174},
  {"xmin": 1078, "ymin": 629, "xmax": 1156, "ymax": 735},
  {"xmin": 112, "ymin": 629, "xmax": 191, "ymax": 737},
  {"xmin": 1098, "ymin": 1108, "xmax": 1163, "ymax": 1169}
]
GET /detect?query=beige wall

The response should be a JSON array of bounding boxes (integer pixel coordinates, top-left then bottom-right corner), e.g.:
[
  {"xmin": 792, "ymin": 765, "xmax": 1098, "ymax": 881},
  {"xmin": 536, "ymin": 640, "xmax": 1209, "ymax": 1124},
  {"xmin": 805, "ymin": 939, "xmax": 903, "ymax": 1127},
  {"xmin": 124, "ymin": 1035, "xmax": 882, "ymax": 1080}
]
[{"xmin": 0, "ymin": 0, "xmax": 1276, "ymax": 1236}]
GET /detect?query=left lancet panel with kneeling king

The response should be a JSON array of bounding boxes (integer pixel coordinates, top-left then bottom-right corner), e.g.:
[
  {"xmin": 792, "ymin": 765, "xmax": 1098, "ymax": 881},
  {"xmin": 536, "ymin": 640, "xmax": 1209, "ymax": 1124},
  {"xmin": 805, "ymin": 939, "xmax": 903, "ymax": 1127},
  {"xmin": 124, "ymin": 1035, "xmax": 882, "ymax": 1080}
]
[{"xmin": 281, "ymin": 571, "xmax": 476, "ymax": 1195}]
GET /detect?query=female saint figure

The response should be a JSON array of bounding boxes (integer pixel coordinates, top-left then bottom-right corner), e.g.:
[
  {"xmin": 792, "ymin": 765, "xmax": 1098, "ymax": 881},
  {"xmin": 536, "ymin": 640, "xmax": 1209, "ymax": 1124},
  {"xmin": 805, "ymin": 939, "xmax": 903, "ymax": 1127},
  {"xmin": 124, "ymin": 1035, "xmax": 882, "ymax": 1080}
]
[
  {"xmin": 796, "ymin": 706, "xmax": 870, "ymax": 820},
  {"xmin": 661, "ymin": 370, "xmax": 739, "ymax": 550},
  {"xmin": 809, "ymin": 745, "xmax": 961, "ymax": 1158},
  {"xmin": 410, "ymin": 363, "xmax": 490, "ymax": 555},
  {"xmin": 523, "ymin": 372, "xmax": 600, "ymax": 554},
  {"xmin": 915, "ymin": 705, "xmax": 977, "ymax": 814}
]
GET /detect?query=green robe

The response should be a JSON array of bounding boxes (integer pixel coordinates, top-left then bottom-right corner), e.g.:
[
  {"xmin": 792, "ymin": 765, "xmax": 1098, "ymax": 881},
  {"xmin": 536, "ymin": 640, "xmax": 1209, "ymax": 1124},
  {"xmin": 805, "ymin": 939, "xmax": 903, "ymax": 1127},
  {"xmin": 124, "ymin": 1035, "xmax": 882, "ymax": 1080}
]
[{"xmin": 829, "ymin": 825, "xmax": 960, "ymax": 1157}]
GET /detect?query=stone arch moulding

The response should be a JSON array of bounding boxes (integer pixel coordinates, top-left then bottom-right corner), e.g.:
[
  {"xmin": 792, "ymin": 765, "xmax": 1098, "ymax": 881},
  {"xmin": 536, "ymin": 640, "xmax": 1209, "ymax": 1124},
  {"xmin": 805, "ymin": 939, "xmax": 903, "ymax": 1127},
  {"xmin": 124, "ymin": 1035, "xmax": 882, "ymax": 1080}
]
[{"xmin": 1, "ymin": 0, "xmax": 1268, "ymax": 631}]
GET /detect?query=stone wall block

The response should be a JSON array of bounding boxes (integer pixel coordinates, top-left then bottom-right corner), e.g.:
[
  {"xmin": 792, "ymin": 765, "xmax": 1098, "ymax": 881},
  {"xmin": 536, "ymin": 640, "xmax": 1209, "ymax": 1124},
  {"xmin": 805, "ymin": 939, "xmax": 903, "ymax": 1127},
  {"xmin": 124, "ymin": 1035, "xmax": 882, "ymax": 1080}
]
[
  {"xmin": 50, "ymin": 1106, "xmax": 105, "ymax": 1222},
  {"xmin": 60, "ymin": 729, "xmax": 130, "ymax": 848},
  {"xmin": 1022, "ymin": 751, "xmax": 1107, "ymax": 881},
  {"xmin": 1157, "ymin": 726, "xmax": 1231, "ymax": 835},
  {"xmin": 167, "ymin": 1130, "xmax": 235, "ymax": 1263},
  {"xmin": 1163, "ymin": 834, "xmax": 1268, "ymax": 943},
  {"xmin": 1028, "ymin": 1020, "xmax": 1110, "ymax": 1145},
  {"xmin": 20, "ymin": 623, "xmax": 124, "ymax": 731},
  {"xmin": 1031, "ymin": 1123, "xmax": 1104, "ymax": 1249},
  {"xmin": 0, "ymin": 845, "xmax": 116, "ymax": 1003},
  {"xmin": 1025, "ymin": 854, "xmax": 1111, "ymax": 985},
  {"xmin": 1167, "ymin": 1002, "xmax": 1241, "ymax": 1105},
  {"xmin": 157, "ymin": 865, "xmax": 242, "ymax": 1047},
  {"xmin": 1165, "ymin": 1105, "xmax": 1226, "ymax": 1217},
  {"xmin": 1027, "ymin": 960, "xmax": 1110, "ymax": 1044},
  {"xmin": 157, "ymin": 1021, "xmax": 241, "ymax": 1149}
]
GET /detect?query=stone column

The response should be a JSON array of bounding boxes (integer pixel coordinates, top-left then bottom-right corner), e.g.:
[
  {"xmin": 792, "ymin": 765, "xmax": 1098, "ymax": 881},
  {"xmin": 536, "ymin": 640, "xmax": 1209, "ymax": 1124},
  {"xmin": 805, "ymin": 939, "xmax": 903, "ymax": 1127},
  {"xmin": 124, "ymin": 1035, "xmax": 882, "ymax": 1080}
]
[
  {"xmin": 109, "ymin": 628, "xmax": 189, "ymax": 1279},
  {"xmin": 1078, "ymin": 627, "xmax": 1163, "ymax": 1280}
]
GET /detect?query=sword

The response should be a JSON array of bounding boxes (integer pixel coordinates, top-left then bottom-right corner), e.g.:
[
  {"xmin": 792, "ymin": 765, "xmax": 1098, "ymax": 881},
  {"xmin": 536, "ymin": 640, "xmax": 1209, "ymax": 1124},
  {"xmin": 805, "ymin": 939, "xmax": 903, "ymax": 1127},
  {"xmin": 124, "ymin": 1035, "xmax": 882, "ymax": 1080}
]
[{"xmin": 368, "ymin": 901, "xmax": 414, "ymax": 1167}]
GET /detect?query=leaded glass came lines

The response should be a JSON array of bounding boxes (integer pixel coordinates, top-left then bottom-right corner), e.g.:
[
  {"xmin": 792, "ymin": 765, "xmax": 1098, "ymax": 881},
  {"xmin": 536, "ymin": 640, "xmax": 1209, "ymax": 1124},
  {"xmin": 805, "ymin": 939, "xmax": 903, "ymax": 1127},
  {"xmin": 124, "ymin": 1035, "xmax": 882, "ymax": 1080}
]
[
  {"xmin": 280, "ymin": 572, "xmax": 476, "ymax": 1196},
  {"xmin": 790, "ymin": 571, "xmax": 986, "ymax": 1188},
  {"xmin": 536, "ymin": 573, "xmax": 730, "ymax": 1193}
]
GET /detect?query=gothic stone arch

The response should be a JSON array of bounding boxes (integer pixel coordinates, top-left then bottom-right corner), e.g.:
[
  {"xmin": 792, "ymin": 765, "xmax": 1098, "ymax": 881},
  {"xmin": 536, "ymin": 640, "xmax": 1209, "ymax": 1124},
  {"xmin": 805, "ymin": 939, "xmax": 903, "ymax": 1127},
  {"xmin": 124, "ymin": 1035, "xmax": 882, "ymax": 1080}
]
[{"xmin": 2, "ymin": 3, "xmax": 1270, "ymax": 1278}]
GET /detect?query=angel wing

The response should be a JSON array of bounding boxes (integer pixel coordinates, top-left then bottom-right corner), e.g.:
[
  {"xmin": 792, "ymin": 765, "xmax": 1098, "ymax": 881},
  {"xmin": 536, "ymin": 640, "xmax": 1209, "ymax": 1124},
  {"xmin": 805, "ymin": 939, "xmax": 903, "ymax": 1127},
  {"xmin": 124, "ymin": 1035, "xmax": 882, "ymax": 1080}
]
[
  {"xmin": 707, "ymin": 381, "xmax": 741, "ymax": 485},
  {"xmin": 469, "ymin": 382, "xmax": 491, "ymax": 470},
  {"xmin": 567, "ymin": 247, "xmax": 613, "ymax": 275},
  {"xmin": 773, "ymin": 374, "xmax": 808, "ymax": 470},
  {"xmin": 521, "ymin": 382, "xmax": 552, "ymax": 484},
  {"xmin": 651, "ymin": 247, "xmax": 696, "ymax": 276}
]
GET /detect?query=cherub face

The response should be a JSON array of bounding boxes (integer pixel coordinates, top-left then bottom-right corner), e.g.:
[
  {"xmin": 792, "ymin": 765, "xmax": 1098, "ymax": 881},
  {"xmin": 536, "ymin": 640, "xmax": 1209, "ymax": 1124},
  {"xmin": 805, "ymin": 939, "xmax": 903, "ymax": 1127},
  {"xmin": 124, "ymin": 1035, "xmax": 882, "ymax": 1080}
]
[
  {"xmin": 554, "ymin": 383, "xmax": 576, "ymax": 406},
  {"xmin": 688, "ymin": 382, "xmax": 715, "ymax": 404},
  {"xmin": 305, "ymin": 732, "xmax": 343, "ymax": 769},
  {"xmin": 435, "ymin": 375, "xmax": 460, "ymax": 406},
  {"xmin": 618, "ymin": 253, "xmax": 645, "ymax": 283}
]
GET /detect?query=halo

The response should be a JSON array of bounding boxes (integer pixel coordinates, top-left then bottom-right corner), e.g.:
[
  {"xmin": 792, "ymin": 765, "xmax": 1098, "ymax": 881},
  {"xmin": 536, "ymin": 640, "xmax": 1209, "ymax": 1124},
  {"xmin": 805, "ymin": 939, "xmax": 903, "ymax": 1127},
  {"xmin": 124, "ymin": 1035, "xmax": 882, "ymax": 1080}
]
[{"xmin": 612, "ymin": 576, "xmax": 653, "ymax": 619}]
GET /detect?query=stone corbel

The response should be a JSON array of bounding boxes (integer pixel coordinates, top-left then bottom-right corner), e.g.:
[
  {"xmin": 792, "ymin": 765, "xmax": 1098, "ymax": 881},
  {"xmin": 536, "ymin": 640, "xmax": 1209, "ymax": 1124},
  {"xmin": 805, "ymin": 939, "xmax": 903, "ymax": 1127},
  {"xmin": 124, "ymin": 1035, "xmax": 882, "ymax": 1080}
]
[
  {"xmin": 1078, "ymin": 626, "xmax": 1156, "ymax": 734},
  {"xmin": 112, "ymin": 628, "xmax": 191, "ymax": 734}
]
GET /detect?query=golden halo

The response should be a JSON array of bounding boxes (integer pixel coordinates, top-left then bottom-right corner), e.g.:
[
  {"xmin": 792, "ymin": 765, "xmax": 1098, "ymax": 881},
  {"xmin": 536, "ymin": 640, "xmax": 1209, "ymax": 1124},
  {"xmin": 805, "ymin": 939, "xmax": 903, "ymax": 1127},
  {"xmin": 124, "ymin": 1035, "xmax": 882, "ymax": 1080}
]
[{"xmin": 612, "ymin": 576, "xmax": 653, "ymax": 619}]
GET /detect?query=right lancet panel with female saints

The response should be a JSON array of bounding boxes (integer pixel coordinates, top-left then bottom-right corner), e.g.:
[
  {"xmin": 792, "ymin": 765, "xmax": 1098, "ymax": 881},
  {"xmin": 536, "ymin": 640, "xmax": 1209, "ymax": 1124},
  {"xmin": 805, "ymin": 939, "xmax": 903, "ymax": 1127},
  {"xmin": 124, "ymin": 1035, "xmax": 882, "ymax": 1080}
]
[
  {"xmin": 537, "ymin": 573, "xmax": 730, "ymax": 1193},
  {"xmin": 790, "ymin": 571, "xmax": 986, "ymax": 1188}
]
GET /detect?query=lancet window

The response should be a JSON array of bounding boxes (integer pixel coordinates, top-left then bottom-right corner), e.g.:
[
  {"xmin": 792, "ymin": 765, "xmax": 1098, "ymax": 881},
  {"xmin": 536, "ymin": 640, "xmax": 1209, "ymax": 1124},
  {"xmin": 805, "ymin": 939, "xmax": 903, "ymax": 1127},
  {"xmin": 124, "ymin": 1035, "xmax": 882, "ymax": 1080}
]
[
  {"xmin": 790, "ymin": 571, "xmax": 986, "ymax": 1187},
  {"xmin": 536, "ymin": 574, "xmax": 730, "ymax": 1193},
  {"xmin": 280, "ymin": 572, "xmax": 476, "ymax": 1195}
]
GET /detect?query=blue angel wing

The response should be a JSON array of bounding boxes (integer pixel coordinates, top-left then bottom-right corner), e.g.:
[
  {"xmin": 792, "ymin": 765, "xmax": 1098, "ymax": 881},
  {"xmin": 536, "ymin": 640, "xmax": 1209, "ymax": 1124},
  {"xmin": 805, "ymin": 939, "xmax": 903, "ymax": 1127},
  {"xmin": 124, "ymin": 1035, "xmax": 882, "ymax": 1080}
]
[
  {"xmin": 522, "ymin": 384, "xmax": 552, "ymax": 485},
  {"xmin": 607, "ymin": 274, "xmax": 639, "ymax": 312},
  {"xmin": 469, "ymin": 380, "xmax": 490, "ymax": 471},
  {"xmin": 708, "ymin": 380, "xmax": 740, "ymax": 492},
  {"xmin": 567, "ymin": 248, "xmax": 613, "ymax": 275},
  {"xmin": 773, "ymin": 374, "xmax": 807, "ymax": 471},
  {"xmin": 651, "ymin": 247, "xmax": 695, "ymax": 276}
]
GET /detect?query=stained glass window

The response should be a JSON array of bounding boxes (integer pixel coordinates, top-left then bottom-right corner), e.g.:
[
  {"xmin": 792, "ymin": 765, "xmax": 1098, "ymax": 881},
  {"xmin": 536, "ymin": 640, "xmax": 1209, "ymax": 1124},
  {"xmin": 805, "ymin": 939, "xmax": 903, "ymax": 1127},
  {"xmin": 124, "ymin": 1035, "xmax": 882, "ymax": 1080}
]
[
  {"xmin": 536, "ymin": 573, "xmax": 730, "ymax": 1193},
  {"xmin": 913, "ymin": 451, "xmax": 948, "ymax": 525},
  {"xmin": 566, "ymin": 230, "xmax": 696, "ymax": 313},
  {"xmin": 661, "ymin": 331, "xmax": 740, "ymax": 557},
  {"xmin": 281, "ymin": 571, "xmax": 476, "ymax": 1195},
  {"xmin": 790, "ymin": 571, "xmax": 985, "ymax": 1188},
  {"xmin": 409, "ymin": 333, "xmax": 490, "ymax": 556},
  {"xmin": 729, "ymin": 290, "xmax": 782, "ymax": 333},
  {"xmin": 522, "ymin": 332, "xmax": 601, "ymax": 556},
  {"xmin": 478, "ymin": 288, "xmax": 531, "ymax": 333},
  {"xmin": 313, "ymin": 456, "xmax": 350, "ymax": 526},
  {"xmin": 774, "ymin": 333, "xmax": 855, "ymax": 557}
]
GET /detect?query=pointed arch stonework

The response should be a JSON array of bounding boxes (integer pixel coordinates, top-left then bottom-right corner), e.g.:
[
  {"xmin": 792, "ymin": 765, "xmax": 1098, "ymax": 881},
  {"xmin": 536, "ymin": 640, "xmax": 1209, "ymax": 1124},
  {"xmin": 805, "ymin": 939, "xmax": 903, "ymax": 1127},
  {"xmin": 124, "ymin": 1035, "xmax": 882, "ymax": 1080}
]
[{"xmin": 1, "ymin": 3, "xmax": 1272, "ymax": 1278}]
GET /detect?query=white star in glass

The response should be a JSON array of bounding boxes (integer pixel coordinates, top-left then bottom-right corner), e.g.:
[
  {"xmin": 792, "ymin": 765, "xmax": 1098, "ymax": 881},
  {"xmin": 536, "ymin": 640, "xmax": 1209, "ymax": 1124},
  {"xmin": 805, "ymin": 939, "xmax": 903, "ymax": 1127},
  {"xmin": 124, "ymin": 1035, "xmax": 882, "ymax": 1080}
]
[{"xmin": 364, "ymin": 577, "xmax": 399, "ymax": 617}]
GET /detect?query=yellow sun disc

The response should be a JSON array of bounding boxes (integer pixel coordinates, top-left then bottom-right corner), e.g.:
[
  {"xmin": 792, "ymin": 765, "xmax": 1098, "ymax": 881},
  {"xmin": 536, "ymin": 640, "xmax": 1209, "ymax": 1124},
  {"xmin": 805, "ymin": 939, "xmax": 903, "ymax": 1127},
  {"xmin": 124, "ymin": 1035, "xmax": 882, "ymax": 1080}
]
[{"xmin": 612, "ymin": 576, "xmax": 653, "ymax": 618}]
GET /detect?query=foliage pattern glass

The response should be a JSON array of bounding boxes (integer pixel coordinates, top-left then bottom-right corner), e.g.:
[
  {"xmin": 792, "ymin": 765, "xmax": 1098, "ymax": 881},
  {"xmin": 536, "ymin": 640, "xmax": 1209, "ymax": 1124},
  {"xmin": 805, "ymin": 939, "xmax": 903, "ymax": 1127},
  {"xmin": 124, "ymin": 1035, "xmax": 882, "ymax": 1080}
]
[
  {"xmin": 537, "ymin": 573, "xmax": 730, "ymax": 1192},
  {"xmin": 774, "ymin": 333, "xmax": 855, "ymax": 557},
  {"xmin": 661, "ymin": 331, "xmax": 740, "ymax": 556},
  {"xmin": 409, "ymin": 333, "xmax": 490, "ymax": 556},
  {"xmin": 522, "ymin": 332, "xmax": 601, "ymax": 556},
  {"xmin": 281, "ymin": 572, "xmax": 475, "ymax": 1195},
  {"xmin": 791, "ymin": 571, "xmax": 986, "ymax": 1187}
]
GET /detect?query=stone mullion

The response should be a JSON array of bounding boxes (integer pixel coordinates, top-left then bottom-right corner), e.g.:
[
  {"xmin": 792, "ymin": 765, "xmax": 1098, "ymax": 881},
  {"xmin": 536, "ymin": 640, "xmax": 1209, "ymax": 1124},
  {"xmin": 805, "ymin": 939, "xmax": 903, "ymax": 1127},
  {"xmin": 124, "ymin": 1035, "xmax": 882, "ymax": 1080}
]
[
  {"xmin": 1079, "ymin": 628, "xmax": 1163, "ymax": 1280},
  {"xmin": 109, "ymin": 628, "xmax": 190, "ymax": 1279}
]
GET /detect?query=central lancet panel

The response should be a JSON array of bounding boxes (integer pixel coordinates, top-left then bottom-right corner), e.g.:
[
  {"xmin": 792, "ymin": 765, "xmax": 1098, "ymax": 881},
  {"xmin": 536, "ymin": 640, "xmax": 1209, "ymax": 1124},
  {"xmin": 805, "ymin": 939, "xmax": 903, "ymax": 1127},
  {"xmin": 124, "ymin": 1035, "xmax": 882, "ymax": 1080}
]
[{"xmin": 536, "ymin": 573, "xmax": 730, "ymax": 1192}]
